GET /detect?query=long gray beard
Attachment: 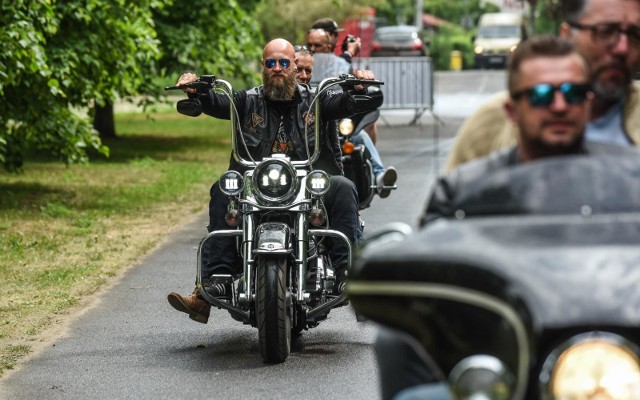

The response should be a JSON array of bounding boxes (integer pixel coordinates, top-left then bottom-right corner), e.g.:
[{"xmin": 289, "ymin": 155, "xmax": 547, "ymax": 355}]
[{"xmin": 263, "ymin": 71, "xmax": 297, "ymax": 101}]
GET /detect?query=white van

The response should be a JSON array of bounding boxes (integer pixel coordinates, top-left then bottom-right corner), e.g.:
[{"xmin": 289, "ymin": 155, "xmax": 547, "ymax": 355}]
[{"xmin": 473, "ymin": 12, "xmax": 527, "ymax": 69}]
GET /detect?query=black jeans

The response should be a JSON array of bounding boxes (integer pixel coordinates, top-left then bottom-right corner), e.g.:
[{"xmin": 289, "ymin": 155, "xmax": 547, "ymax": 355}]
[{"xmin": 205, "ymin": 175, "xmax": 359, "ymax": 279}]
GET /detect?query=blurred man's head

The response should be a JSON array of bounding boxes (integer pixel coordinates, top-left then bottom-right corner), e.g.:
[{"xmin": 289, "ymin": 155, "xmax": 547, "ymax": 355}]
[
  {"xmin": 307, "ymin": 28, "xmax": 333, "ymax": 54},
  {"xmin": 262, "ymin": 39, "xmax": 298, "ymax": 101},
  {"xmin": 504, "ymin": 36, "xmax": 594, "ymax": 162},
  {"xmin": 559, "ymin": 0, "xmax": 640, "ymax": 102},
  {"xmin": 294, "ymin": 45, "xmax": 314, "ymax": 85},
  {"xmin": 311, "ymin": 18, "xmax": 342, "ymax": 51}
]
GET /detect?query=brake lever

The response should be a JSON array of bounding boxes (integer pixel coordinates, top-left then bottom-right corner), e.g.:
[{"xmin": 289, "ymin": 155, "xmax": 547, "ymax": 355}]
[
  {"xmin": 342, "ymin": 78, "xmax": 384, "ymax": 86},
  {"xmin": 164, "ymin": 81, "xmax": 212, "ymax": 92}
]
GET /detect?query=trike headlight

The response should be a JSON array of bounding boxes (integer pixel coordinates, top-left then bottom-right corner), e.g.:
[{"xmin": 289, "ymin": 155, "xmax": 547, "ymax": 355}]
[{"xmin": 540, "ymin": 332, "xmax": 640, "ymax": 399}]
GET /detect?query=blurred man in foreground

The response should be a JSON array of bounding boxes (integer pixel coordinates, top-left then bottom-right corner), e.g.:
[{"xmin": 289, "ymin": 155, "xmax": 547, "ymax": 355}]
[
  {"xmin": 377, "ymin": 36, "xmax": 639, "ymax": 400},
  {"xmin": 446, "ymin": 0, "xmax": 640, "ymax": 171}
]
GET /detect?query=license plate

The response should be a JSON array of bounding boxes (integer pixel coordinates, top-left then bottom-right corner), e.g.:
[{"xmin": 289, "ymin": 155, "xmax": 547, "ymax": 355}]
[{"xmin": 489, "ymin": 57, "xmax": 503, "ymax": 64}]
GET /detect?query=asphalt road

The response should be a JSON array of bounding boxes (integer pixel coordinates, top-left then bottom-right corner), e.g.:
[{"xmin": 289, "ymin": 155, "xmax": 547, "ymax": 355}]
[{"xmin": 0, "ymin": 70, "xmax": 505, "ymax": 400}]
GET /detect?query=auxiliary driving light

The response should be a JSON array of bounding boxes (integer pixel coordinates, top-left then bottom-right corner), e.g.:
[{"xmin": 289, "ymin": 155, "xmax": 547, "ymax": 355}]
[
  {"xmin": 305, "ymin": 170, "xmax": 330, "ymax": 196},
  {"xmin": 540, "ymin": 332, "xmax": 640, "ymax": 400},
  {"xmin": 219, "ymin": 170, "xmax": 244, "ymax": 196}
]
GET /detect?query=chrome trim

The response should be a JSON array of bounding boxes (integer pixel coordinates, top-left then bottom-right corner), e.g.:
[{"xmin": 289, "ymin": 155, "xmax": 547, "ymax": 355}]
[
  {"xmin": 449, "ymin": 355, "xmax": 515, "ymax": 399},
  {"xmin": 348, "ymin": 281, "xmax": 530, "ymax": 400},
  {"xmin": 308, "ymin": 229, "xmax": 352, "ymax": 269}
]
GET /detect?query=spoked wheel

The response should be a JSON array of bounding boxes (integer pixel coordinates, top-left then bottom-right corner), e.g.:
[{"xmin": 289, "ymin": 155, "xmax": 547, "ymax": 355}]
[{"xmin": 256, "ymin": 256, "xmax": 291, "ymax": 363}]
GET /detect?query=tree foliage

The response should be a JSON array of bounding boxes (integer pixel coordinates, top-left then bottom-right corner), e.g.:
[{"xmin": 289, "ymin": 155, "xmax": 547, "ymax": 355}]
[
  {"xmin": 424, "ymin": 0, "xmax": 499, "ymax": 29},
  {"xmin": 154, "ymin": 0, "xmax": 264, "ymax": 87},
  {"xmin": 0, "ymin": 0, "xmax": 264, "ymax": 172},
  {"xmin": 532, "ymin": 0, "xmax": 563, "ymax": 34},
  {"xmin": 0, "ymin": 0, "xmax": 167, "ymax": 172},
  {"xmin": 374, "ymin": 0, "xmax": 416, "ymax": 26},
  {"xmin": 254, "ymin": 0, "xmax": 383, "ymax": 45}
]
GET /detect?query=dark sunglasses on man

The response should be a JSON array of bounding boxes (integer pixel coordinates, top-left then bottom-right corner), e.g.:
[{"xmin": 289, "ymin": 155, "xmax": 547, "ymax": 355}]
[
  {"xmin": 511, "ymin": 82, "xmax": 592, "ymax": 107},
  {"xmin": 294, "ymin": 45, "xmax": 314, "ymax": 55},
  {"xmin": 264, "ymin": 58, "xmax": 291, "ymax": 69}
]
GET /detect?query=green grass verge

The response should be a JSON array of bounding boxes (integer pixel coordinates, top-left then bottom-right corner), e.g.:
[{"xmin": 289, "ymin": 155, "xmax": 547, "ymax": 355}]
[{"xmin": 0, "ymin": 108, "xmax": 231, "ymax": 377}]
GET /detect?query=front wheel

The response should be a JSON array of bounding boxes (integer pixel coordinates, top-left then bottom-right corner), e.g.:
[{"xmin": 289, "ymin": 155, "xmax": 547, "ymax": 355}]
[{"xmin": 256, "ymin": 256, "xmax": 291, "ymax": 363}]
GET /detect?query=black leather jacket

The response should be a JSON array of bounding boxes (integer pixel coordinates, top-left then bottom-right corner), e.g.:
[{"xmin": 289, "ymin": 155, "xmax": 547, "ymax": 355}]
[{"xmin": 197, "ymin": 83, "xmax": 382, "ymax": 176}]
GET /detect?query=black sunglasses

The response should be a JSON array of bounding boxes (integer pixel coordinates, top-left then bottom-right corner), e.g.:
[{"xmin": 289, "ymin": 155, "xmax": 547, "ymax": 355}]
[
  {"xmin": 294, "ymin": 45, "xmax": 314, "ymax": 55},
  {"xmin": 511, "ymin": 82, "xmax": 591, "ymax": 107},
  {"xmin": 568, "ymin": 21, "xmax": 640, "ymax": 49},
  {"xmin": 264, "ymin": 58, "xmax": 291, "ymax": 69}
]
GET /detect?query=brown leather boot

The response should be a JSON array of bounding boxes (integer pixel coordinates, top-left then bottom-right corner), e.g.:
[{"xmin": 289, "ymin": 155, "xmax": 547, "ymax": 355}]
[{"xmin": 167, "ymin": 287, "xmax": 210, "ymax": 324}]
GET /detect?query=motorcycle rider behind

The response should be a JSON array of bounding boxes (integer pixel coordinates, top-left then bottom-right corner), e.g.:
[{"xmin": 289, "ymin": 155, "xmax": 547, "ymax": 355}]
[
  {"xmin": 311, "ymin": 18, "xmax": 382, "ymax": 147},
  {"xmin": 167, "ymin": 38, "xmax": 382, "ymax": 324},
  {"xmin": 304, "ymin": 28, "xmax": 398, "ymax": 198},
  {"xmin": 294, "ymin": 45, "xmax": 395, "ymax": 203}
]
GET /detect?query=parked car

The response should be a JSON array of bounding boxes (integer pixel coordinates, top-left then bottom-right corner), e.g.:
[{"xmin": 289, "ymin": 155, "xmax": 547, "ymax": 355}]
[{"xmin": 371, "ymin": 25, "xmax": 428, "ymax": 57}]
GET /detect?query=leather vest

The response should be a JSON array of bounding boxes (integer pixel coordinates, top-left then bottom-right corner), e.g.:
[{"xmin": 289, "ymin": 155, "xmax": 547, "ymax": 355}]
[{"xmin": 231, "ymin": 84, "xmax": 342, "ymax": 176}]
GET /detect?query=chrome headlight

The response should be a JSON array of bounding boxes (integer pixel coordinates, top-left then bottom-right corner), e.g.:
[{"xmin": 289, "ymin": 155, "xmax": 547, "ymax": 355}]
[
  {"xmin": 338, "ymin": 119, "xmax": 354, "ymax": 136},
  {"xmin": 251, "ymin": 158, "xmax": 297, "ymax": 204},
  {"xmin": 219, "ymin": 170, "xmax": 244, "ymax": 197},
  {"xmin": 540, "ymin": 332, "xmax": 640, "ymax": 399},
  {"xmin": 449, "ymin": 355, "xmax": 515, "ymax": 400},
  {"xmin": 305, "ymin": 170, "xmax": 330, "ymax": 196}
]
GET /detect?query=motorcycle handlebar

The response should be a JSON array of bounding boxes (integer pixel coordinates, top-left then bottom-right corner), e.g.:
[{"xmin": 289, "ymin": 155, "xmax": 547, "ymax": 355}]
[
  {"xmin": 164, "ymin": 75, "xmax": 217, "ymax": 93},
  {"xmin": 340, "ymin": 77, "xmax": 384, "ymax": 87}
]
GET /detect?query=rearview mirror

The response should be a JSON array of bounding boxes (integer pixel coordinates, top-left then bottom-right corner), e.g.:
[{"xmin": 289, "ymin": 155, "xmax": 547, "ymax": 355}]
[{"xmin": 176, "ymin": 99, "xmax": 202, "ymax": 117}]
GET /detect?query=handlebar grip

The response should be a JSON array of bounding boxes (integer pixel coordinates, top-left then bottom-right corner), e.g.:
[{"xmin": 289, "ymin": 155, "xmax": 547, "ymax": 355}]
[
  {"xmin": 164, "ymin": 81, "xmax": 212, "ymax": 92},
  {"xmin": 344, "ymin": 78, "xmax": 384, "ymax": 86}
]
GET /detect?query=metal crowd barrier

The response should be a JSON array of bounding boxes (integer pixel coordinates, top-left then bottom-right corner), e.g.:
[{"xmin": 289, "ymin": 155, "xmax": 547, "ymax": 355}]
[{"xmin": 351, "ymin": 56, "xmax": 435, "ymax": 125}]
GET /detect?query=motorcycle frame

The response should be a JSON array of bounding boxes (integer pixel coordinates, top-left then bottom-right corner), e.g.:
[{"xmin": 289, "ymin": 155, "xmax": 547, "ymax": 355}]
[{"xmin": 195, "ymin": 78, "xmax": 353, "ymax": 323}]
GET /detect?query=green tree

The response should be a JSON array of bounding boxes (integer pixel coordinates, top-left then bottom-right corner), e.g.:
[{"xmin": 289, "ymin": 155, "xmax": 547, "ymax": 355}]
[
  {"xmin": 533, "ymin": 0, "xmax": 563, "ymax": 34},
  {"xmin": 154, "ymin": 0, "xmax": 264, "ymax": 86},
  {"xmin": 375, "ymin": 0, "xmax": 415, "ymax": 26},
  {"xmin": 254, "ymin": 0, "xmax": 384, "ymax": 44},
  {"xmin": 0, "ymin": 0, "xmax": 266, "ymax": 172},
  {"xmin": 424, "ymin": 0, "xmax": 499, "ymax": 28},
  {"xmin": 0, "ymin": 0, "xmax": 168, "ymax": 172}
]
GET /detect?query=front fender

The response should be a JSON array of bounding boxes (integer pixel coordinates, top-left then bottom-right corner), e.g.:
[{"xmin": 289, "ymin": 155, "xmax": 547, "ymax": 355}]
[{"xmin": 254, "ymin": 222, "xmax": 292, "ymax": 255}]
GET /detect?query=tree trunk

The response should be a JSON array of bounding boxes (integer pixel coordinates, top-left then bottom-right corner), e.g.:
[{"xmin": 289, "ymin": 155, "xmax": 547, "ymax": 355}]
[
  {"xmin": 525, "ymin": 0, "xmax": 537, "ymax": 34},
  {"xmin": 94, "ymin": 100, "xmax": 116, "ymax": 139}
]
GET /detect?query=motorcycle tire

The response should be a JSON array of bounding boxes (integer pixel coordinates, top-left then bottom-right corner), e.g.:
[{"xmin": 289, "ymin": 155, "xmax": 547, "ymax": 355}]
[{"xmin": 256, "ymin": 256, "xmax": 291, "ymax": 363}]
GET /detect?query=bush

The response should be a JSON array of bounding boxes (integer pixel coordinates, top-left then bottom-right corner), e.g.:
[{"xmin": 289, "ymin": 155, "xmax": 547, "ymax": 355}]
[{"xmin": 427, "ymin": 24, "xmax": 475, "ymax": 70}]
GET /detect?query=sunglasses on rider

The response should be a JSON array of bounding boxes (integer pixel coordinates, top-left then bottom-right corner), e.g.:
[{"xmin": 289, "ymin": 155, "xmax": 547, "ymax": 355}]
[
  {"xmin": 511, "ymin": 82, "xmax": 591, "ymax": 108},
  {"xmin": 294, "ymin": 45, "xmax": 314, "ymax": 55},
  {"xmin": 264, "ymin": 58, "xmax": 291, "ymax": 69}
]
